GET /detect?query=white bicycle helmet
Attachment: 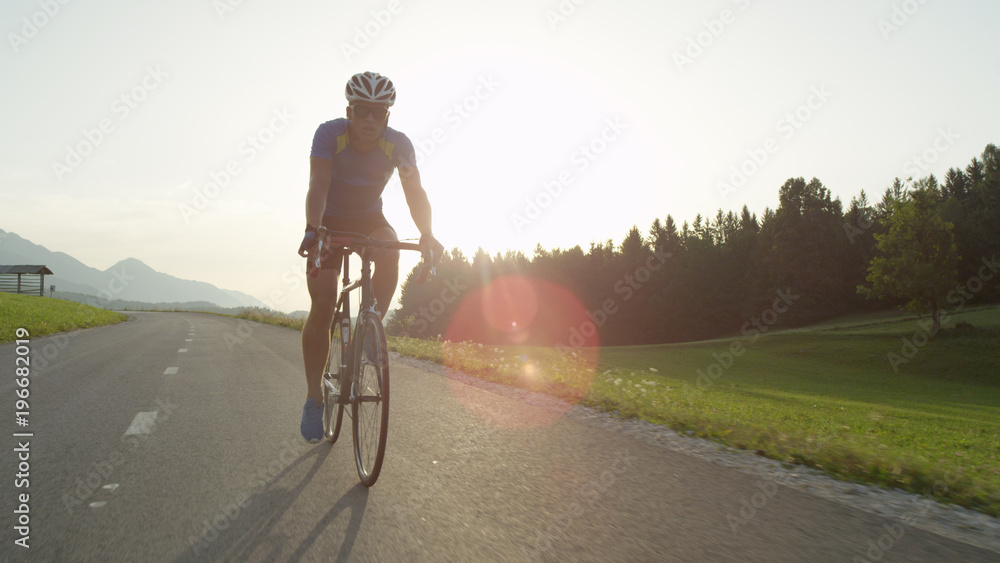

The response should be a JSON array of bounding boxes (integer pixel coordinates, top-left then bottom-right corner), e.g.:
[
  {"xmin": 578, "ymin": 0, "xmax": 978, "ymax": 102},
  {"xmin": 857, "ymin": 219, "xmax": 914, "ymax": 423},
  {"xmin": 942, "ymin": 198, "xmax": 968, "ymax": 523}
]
[{"xmin": 345, "ymin": 71, "xmax": 396, "ymax": 106}]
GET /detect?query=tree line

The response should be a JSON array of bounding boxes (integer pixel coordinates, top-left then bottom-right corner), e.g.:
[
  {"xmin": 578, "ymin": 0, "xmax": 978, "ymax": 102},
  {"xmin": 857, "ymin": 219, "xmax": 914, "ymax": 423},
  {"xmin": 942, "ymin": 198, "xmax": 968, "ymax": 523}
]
[{"xmin": 389, "ymin": 144, "xmax": 1000, "ymax": 345}]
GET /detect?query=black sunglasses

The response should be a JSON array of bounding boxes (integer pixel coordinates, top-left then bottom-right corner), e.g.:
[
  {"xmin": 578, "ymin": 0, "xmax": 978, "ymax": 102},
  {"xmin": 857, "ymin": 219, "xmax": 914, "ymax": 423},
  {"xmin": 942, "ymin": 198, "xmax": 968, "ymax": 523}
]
[{"xmin": 350, "ymin": 105, "xmax": 389, "ymax": 120}]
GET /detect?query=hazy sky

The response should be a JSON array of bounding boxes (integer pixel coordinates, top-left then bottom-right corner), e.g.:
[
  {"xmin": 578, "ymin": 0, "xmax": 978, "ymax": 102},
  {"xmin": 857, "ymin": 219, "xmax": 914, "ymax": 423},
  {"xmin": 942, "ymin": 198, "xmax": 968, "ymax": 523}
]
[{"xmin": 2, "ymin": 0, "xmax": 998, "ymax": 312}]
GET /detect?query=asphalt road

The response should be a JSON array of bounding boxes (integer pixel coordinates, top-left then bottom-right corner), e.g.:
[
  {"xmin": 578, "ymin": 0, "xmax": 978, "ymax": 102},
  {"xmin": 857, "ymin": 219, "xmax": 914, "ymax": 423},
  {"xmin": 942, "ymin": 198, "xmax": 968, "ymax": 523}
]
[{"xmin": 1, "ymin": 312, "xmax": 998, "ymax": 562}]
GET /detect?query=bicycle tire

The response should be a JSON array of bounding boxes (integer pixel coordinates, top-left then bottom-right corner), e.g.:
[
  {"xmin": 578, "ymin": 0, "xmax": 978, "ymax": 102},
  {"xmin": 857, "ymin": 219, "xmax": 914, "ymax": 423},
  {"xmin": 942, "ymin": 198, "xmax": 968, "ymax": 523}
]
[
  {"xmin": 352, "ymin": 311, "xmax": 389, "ymax": 487},
  {"xmin": 323, "ymin": 316, "xmax": 346, "ymax": 444}
]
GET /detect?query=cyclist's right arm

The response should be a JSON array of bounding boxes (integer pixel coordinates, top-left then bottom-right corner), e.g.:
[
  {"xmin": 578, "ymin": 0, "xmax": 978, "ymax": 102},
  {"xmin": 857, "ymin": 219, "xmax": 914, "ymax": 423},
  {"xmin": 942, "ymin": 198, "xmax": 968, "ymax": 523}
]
[
  {"xmin": 299, "ymin": 157, "xmax": 332, "ymax": 259},
  {"xmin": 306, "ymin": 157, "xmax": 333, "ymax": 229}
]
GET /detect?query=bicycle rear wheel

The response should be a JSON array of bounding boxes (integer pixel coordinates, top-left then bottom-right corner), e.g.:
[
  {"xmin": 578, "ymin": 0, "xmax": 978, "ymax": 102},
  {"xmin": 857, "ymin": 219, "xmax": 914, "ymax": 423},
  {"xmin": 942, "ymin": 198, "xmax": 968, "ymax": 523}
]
[
  {"xmin": 352, "ymin": 311, "xmax": 389, "ymax": 487},
  {"xmin": 323, "ymin": 315, "xmax": 346, "ymax": 444}
]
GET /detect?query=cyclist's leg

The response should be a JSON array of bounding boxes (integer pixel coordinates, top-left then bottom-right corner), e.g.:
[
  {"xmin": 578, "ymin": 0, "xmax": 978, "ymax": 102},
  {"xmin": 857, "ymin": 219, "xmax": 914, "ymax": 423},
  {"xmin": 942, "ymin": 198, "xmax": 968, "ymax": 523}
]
[
  {"xmin": 303, "ymin": 266, "xmax": 339, "ymax": 404},
  {"xmin": 369, "ymin": 223, "xmax": 399, "ymax": 319}
]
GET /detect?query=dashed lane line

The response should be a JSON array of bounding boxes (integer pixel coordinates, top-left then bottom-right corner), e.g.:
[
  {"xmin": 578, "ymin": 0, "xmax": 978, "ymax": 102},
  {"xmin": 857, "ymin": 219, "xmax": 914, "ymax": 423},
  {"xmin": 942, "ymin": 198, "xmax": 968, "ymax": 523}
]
[{"xmin": 124, "ymin": 411, "xmax": 158, "ymax": 435}]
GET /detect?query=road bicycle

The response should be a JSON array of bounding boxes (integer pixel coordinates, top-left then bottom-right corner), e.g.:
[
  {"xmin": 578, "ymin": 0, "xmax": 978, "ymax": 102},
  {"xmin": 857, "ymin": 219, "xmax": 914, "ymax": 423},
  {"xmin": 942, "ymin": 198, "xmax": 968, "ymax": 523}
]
[{"xmin": 312, "ymin": 228, "xmax": 434, "ymax": 487}]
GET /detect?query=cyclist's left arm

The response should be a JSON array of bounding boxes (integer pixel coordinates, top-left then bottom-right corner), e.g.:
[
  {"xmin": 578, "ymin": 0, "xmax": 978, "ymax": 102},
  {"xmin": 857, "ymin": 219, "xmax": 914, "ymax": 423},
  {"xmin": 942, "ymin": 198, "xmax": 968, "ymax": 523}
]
[{"xmin": 399, "ymin": 165, "xmax": 433, "ymax": 238}]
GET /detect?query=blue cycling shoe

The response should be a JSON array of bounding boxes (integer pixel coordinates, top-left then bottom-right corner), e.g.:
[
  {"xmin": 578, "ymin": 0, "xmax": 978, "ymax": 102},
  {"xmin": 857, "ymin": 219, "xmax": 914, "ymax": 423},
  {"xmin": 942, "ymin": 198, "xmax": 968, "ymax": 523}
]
[{"xmin": 300, "ymin": 397, "xmax": 323, "ymax": 443}]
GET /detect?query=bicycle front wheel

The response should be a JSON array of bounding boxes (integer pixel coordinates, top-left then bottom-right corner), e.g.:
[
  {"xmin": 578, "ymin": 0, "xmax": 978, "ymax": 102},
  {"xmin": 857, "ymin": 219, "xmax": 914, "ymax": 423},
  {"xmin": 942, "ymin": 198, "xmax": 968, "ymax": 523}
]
[
  {"xmin": 323, "ymin": 316, "xmax": 346, "ymax": 444},
  {"xmin": 352, "ymin": 311, "xmax": 389, "ymax": 487}
]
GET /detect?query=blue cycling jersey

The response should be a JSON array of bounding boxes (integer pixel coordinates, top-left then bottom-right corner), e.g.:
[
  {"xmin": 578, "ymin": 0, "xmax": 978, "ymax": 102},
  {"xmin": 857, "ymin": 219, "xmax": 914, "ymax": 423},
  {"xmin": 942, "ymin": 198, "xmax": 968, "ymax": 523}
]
[{"xmin": 310, "ymin": 118, "xmax": 417, "ymax": 218}]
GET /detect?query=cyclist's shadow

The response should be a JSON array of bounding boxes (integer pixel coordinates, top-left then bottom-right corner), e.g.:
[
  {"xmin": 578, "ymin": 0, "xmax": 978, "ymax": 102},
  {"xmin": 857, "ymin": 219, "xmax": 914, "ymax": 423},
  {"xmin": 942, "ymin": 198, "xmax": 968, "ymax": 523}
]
[{"xmin": 172, "ymin": 443, "xmax": 369, "ymax": 562}]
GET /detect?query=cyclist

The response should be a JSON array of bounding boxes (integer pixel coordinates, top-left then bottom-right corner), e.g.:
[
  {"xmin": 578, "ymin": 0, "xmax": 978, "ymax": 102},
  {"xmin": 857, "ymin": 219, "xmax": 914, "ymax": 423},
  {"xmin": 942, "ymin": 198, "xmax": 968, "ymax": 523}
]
[{"xmin": 297, "ymin": 71, "xmax": 444, "ymax": 442}]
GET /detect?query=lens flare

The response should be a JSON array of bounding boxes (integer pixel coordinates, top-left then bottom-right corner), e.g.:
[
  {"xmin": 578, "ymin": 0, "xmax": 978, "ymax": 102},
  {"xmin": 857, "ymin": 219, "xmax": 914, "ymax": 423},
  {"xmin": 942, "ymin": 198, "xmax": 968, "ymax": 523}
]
[
  {"xmin": 480, "ymin": 275, "xmax": 538, "ymax": 344},
  {"xmin": 443, "ymin": 275, "xmax": 600, "ymax": 428}
]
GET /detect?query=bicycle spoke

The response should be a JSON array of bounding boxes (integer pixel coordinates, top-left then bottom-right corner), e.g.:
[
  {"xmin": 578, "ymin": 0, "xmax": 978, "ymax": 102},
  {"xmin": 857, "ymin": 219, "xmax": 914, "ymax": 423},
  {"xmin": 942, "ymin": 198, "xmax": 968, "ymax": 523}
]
[
  {"xmin": 352, "ymin": 313, "xmax": 389, "ymax": 486},
  {"xmin": 324, "ymin": 313, "xmax": 347, "ymax": 444}
]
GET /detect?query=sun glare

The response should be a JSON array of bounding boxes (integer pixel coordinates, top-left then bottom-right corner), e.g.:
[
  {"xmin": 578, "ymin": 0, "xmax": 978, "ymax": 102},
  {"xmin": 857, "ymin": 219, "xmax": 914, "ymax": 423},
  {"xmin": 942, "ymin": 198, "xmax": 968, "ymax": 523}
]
[{"xmin": 441, "ymin": 274, "xmax": 600, "ymax": 428}]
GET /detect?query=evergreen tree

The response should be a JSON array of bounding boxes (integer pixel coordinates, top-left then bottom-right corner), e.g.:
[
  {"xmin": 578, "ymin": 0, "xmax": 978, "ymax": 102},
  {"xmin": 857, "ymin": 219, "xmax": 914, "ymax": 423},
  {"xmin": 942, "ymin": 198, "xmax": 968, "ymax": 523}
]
[{"xmin": 764, "ymin": 177, "xmax": 852, "ymax": 325}]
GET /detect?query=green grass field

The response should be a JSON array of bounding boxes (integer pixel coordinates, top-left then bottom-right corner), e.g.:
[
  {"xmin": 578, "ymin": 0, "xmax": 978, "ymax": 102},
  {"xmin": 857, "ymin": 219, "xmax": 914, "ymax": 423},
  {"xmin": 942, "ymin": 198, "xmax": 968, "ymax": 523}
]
[
  {"xmin": 0, "ymin": 293, "xmax": 128, "ymax": 342},
  {"xmin": 388, "ymin": 305, "xmax": 1000, "ymax": 515}
]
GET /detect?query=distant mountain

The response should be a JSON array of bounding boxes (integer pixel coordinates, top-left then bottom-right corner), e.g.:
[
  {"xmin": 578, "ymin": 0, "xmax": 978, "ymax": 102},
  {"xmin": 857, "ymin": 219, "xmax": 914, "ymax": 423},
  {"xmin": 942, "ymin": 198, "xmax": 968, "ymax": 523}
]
[{"xmin": 0, "ymin": 229, "xmax": 266, "ymax": 309}]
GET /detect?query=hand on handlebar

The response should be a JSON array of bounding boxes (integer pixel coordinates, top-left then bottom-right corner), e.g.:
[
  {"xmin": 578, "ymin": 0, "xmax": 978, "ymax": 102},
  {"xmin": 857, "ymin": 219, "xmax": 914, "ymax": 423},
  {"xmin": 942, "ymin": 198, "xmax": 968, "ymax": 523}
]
[
  {"xmin": 415, "ymin": 234, "xmax": 444, "ymax": 284},
  {"xmin": 419, "ymin": 234, "xmax": 444, "ymax": 266},
  {"xmin": 298, "ymin": 232, "xmax": 318, "ymax": 257},
  {"xmin": 301, "ymin": 226, "xmax": 328, "ymax": 278}
]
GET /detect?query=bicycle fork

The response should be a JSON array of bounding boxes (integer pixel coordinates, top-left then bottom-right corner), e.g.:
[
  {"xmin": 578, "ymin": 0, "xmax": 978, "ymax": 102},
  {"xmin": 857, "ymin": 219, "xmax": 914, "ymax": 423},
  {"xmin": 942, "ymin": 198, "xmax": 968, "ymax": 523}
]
[{"xmin": 327, "ymin": 311, "xmax": 354, "ymax": 406}]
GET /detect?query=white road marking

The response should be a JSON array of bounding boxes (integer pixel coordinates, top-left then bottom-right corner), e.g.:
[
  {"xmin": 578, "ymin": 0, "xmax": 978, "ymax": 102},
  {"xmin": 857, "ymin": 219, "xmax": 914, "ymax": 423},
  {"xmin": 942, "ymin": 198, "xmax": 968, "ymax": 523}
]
[
  {"xmin": 164, "ymin": 367, "xmax": 179, "ymax": 375},
  {"xmin": 103, "ymin": 484, "xmax": 119, "ymax": 491},
  {"xmin": 90, "ymin": 502, "xmax": 107, "ymax": 508},
  {"xmin": 125, "ymin": 411, "xmax": 158, "ymax": 435},
  {"xmin": 185, "ymin": 339, "xmax": 193, "ymax": 342},
  {"xmin": 179, "ymin": 349, "xmax": 188, "ymax": 353}
]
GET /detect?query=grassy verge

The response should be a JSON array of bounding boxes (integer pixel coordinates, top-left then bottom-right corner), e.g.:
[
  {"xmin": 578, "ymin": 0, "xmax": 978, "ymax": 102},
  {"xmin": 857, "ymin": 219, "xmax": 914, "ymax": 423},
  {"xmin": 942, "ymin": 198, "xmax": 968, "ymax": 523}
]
[
  {"xmin": 0, "ymin": 293, "xmax": 128, "ymax": 342},
  {"xmin": 232, "ymin": 308, "xmax": 305, "ymax": 331},
  {"xmin": 388, "ymin": 306, "xmax": 1000, "ymax": 516}
]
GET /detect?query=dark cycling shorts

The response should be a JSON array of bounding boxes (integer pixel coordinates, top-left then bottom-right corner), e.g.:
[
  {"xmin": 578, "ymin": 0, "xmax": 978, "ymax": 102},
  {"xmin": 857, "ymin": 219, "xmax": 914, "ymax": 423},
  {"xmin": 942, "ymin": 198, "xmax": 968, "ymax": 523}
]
[{"xmin": 308, "ymin": 213, "xmax": 396, "ymax": 273}]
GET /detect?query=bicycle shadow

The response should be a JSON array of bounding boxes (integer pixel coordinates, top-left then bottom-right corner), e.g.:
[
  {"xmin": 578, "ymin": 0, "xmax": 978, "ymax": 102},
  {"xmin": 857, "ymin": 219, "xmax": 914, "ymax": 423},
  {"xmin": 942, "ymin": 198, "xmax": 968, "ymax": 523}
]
[
  {"xmin": 172, "ymin": 443, "xmax": 370, "ymax": 562},
  {"xmin": 287, "ymin": 484, "xmax": 369, "ymax": 562}
]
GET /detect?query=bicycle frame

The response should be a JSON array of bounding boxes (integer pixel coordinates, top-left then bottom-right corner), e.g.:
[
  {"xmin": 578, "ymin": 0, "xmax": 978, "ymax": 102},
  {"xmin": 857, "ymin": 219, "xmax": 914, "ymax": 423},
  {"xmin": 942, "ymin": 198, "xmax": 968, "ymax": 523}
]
[
  {"xmin": 329, "ymin": 246, "xmax": 377, "ymax": 402},
  {"xmin": 322, "ymin": 233, "xmax": 424, "ymax": 376},
  {"xmin": 315, "ymin": 230, "xmax": 433, "ymax": 486}
]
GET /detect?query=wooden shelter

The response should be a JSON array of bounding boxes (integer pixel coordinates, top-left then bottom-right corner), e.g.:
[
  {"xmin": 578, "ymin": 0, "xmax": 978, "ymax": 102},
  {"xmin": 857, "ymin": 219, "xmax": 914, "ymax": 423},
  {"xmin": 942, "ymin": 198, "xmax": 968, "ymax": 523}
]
[{"xmin": 0, "ymin": 265, "xmax": 53, "ymax": 297}]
